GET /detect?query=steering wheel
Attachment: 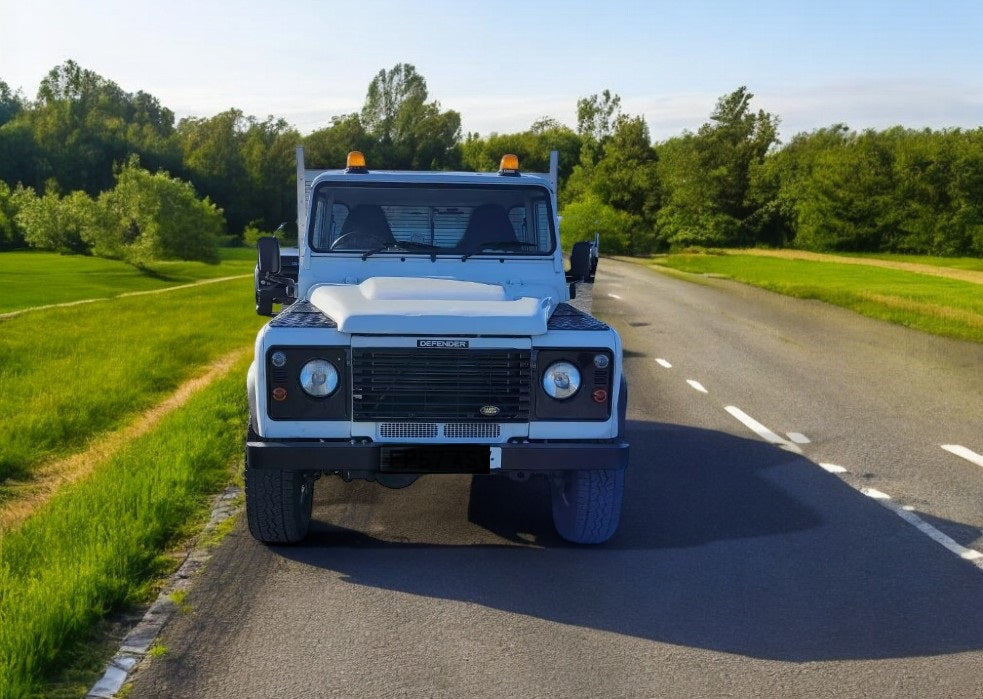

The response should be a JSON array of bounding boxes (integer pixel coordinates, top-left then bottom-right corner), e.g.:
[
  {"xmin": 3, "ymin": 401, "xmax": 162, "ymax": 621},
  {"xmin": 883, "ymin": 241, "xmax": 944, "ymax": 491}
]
[{"xmin": 330, "ymin": 230, "xmax": 389, "ymax": 250}]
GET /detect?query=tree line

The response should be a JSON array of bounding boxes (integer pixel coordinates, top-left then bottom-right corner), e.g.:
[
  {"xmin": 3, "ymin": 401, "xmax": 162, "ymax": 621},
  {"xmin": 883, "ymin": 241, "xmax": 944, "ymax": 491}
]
[{"xmin": 1, "ymin": 60, "xmax": 980, "ymax": 262}]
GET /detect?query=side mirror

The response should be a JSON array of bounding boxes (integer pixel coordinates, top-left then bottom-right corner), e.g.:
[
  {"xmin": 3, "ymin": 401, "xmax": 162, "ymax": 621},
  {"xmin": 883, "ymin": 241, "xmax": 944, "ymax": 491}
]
[
  {"xmin": 257, "ymin": 236, "xmax": 281, "ymax": 276},
  {"xmin": 569, "ymin": 241, "xmax": 593, "ymax": 282}
]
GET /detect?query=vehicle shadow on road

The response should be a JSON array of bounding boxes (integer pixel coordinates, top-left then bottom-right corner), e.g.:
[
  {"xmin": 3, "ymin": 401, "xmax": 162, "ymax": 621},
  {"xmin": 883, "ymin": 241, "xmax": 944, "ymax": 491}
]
[{"xmin": 279, "ymin": 419, "xmax": 983, "ymax": 662}]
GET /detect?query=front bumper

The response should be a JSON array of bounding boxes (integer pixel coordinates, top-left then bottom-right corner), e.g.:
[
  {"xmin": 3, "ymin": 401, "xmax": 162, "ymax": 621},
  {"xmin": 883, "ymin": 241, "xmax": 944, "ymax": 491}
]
[{"xmin": 246, "ymin": 438, "xmax": 629, "ymax": 474}]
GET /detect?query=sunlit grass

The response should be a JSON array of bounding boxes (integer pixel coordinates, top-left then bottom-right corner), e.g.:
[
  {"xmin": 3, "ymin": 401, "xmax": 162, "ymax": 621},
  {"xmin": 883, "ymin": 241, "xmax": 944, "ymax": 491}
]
[
  {"xmin": 0, "ymin": 276, "xmax": 264, "ymax": 481},
  {"xmin": 0, "ymin": 248, "xmax": 256, "ymax": 314},
  {"xmin": 647, "ymin": 252, "xmax": 983, "ymax": 342},
  {"xmin": 0, "ymin": 358, "xmax": 249, "ymax": 698},
  {"xmin": 836, "ymin": 252, "xmax": 983, "ymax": 271}
]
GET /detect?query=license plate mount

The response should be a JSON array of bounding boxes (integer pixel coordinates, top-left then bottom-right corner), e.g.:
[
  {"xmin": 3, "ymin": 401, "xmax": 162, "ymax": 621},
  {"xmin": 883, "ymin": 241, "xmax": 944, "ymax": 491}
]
[{"xmin": 380, "ymin": 445, "xmax": 492, "ymax": 474}]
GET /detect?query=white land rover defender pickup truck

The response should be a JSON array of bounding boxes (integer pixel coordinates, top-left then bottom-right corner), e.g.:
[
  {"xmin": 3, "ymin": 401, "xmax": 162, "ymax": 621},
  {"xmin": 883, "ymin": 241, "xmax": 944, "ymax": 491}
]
[{"xmin": 247, "ymin": 149, "xmax": 628, "ymax": 545}]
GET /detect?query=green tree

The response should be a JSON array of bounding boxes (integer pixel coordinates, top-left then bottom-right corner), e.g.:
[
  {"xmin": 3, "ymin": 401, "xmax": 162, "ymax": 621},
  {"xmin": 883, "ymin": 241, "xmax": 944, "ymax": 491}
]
[
  {"xmin": 0, "ymin": 181, "xmax": 25, "ymax": 249},
  {"xmin": 28, "ymin": 61, "xmax": 178, "ymax": 195},
  {"xmin": 304, "ymin": 113, "xmax": 373, "ymax": 169},
  {"xmin": 748, "ymin": 124, "xmax": 852, "ymax": 247},
  {"xmin": 13, "ymin": 185, "xmax": 93, "ymax": 254},
  {"xmin": 241, "ymin": 116, "xmax": 301, "ymax": 232},
  {"xmin": 791, "ymin": 129, "xmax": 896, "ymax": 251},
  {"xmin": 460, "ymin": 118, "xmax": 581, "ymax": 187},
  {"xmin": 100, "ymin": 160, "xmax": 224, "ymax": 264},
  {"xmin": 0, "ymin": 119, "xmax": 38, "ymax": 188},
  {"xmin": 947, "ymin": 129, "xmax": 983, "ymax": 255},
  {"xmin": 177, "ymin": 109, "xmax": 249, "ymax": 233},
  {"xmin": 656, "ymin": 87, "xmax": 779, "ymax": 248},
  {"xmin": 559, "ymin": 194, "xmax": 638, "ymax": 254},
  {"xmin": 560, "ymin": 108, "xmax": 660, "ymax": 255},
  {"xmin": 589, "ymin": 115, "xmax": 660, "ymax": 254},
  {"xmin": 0, "ymin": 80, "xmax": 26, "ymax": 127},
  {"xmin": 576, "ymin": 90, "xmax": 622, "ymax": 166},
  {"xmin": 359, "ymin": 63, "xmax": 461, "ymax": 169},
  {"xmin": 782, "ymin": 126, "xmax": 983, "ymax": 255}
]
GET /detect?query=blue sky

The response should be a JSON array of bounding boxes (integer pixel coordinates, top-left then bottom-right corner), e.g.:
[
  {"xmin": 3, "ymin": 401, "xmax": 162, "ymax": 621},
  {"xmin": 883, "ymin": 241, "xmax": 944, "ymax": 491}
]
[{"xmin": 1, "ymin": 0, "xmax": 981, "ymax": 143}]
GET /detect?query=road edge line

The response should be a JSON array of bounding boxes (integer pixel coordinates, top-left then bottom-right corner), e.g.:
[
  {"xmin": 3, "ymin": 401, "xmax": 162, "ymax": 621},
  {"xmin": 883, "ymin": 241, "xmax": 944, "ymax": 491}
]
[{"xmin": 86, "ymin": 485, "xmax": 243, "ymax": 698}]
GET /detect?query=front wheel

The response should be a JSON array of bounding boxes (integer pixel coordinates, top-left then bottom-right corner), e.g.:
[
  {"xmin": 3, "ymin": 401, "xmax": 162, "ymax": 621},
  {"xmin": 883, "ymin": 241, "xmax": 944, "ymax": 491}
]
[
  {"xmin": 245, "ymin": 467, "xmax": 315, "ymax": 544},
  {"xmin": 550, "ymin": 469, "xmax": 624, "ymax": 544}
]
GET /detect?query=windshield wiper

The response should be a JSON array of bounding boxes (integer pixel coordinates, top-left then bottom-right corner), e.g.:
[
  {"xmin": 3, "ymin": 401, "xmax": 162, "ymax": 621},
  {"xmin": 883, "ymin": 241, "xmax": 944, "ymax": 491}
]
[
  {"xmin": 360, "ymin": 246, "xmax": 390, "ymax": 260},
  {"xmin": 461, "ymin": 241, "xmax": 538, "ymax": 261},
  {"xmin": 396, "ymin": 241, "xmax": 440, "ymax": 252},
  {"xmin": 361, "ymin": 241, "xmax": 442, "ymax": 261}
]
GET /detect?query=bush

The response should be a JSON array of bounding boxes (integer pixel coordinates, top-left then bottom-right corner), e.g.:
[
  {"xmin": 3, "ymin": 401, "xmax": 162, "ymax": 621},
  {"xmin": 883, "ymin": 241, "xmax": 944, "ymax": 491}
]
[
  {"xmin": 13, "ymin": 186, "xmax": 94, "ymax": 255},
  {"xmin": 0, "ymin": 181, "xmax": 25, "ymax": 250},
  {"xmin": 243, "ymin": 221, "xmax": 292, "ymax": 247},
  {"xmin": 100, "ymin": 161, "xmax": 225, "ymax": 264},
  {"xmin": 559, "ymin": 194, "xmax": 640, "ymax": 255}
]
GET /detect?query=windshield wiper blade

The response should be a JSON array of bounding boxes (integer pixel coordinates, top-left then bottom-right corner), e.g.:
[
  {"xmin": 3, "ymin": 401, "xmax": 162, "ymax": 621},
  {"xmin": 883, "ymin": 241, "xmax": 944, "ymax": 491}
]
[
  {"xmin": 361, "ymin": 241, "xmax": 444, "ymax": 260},
  {"xmin": 395, "ymin": 241, "xmax": 440, "ymax": 251},
  {"xmin": 360, "ymin": 246, "xmax": 389, "ymax": 260},
  {"xmin": 461, "ymin": 240, "xmax": 538, "ymax": 261}
]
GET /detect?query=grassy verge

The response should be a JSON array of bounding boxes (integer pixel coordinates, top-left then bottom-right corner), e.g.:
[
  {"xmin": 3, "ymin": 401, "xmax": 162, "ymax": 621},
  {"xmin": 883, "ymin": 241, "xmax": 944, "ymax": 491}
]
[
  {"xmin": 0, "ymin": 356, "xmax": 249, "ymax": 698},
  {"xmin": 835, "ymin": 252, "xmax": 983, "ymax": 271},
  {"xmin": 646, "ymin": 251, "xmax": 983, "ymax": 343},
  {"xmin": 0, "ymin": 248, "xmax": 256, "ymax": 314},
  {"xmin": 0, "ymin": 276, "xmax": 264, "ymax": 482}
]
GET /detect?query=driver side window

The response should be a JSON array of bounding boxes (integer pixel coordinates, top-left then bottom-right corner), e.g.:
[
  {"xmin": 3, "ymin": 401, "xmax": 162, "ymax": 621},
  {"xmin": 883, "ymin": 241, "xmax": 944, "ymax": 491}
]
[{"xmin": 312, "ymin": 200, "xmax": 349, "ymax": 249}]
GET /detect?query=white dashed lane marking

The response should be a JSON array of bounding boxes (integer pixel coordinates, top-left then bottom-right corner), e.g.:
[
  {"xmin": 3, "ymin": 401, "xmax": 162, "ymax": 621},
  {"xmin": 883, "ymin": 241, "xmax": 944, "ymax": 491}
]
[
  {"xmin": 861, "ymin": 488, "xmax": 983, "ymax": 567},
  {"xmin": 637, "ymin": 353, "xmax": 980, "ymax": 569},
  {"xmin": 724, "ymin": 405, "xmax": 802, "ymax": 453},
  {"xmin": 607, "ymin": 293, "xmax": 622, "ymax": 300},
  {"xmin": 941, "ymin": 444, "xmax": 983, "ymax": 469}
]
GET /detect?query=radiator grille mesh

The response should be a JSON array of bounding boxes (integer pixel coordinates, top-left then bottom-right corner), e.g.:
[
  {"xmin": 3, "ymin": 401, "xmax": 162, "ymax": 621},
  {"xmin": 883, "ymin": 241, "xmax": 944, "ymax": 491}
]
[
  {"xmin": 353, "ymin": 348, "xmax": 531, "ymax": 421},
  {"xmin": 379, "ymin": 423, "xmax": 439, "ymax": 439},
  {"xmin": 444, "ymin": 423, "xmax": 501, "ymax": 439}
]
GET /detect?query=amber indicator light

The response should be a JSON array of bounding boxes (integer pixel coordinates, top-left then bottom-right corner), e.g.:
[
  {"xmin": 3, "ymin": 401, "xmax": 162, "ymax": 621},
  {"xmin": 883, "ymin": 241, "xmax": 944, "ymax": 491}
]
[
  {"xmin": 346, "ymin": 150, "xmax": 368, "ymax": 173},
  {"xmin": 499, "ymin": 153, "xmax": 520, "ymax": 175}
]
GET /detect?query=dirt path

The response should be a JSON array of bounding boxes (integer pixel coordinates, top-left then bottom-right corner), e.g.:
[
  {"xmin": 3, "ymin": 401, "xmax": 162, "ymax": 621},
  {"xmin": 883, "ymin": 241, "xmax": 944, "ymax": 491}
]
[
  {"xmin": 732, "ymin": 249, "xmax": 983, "ymax": 285},
  {"xmin": 0, "ymin": 347, "xmax": 250, "ymax": 532},
  {"xmin": 0, "ymin": 274, "xmax": 252, "ymax": 320}
]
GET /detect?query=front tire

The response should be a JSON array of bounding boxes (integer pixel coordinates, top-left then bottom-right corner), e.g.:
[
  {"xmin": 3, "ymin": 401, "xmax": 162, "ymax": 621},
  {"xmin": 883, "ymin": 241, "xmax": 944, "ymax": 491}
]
[
  {"xmin": 245, "ymin": 467, "xmax": 315, "ymax": 544},
  {"xmin": 550, "ymin": 469, "xmax": 624, "ymax": 544}
]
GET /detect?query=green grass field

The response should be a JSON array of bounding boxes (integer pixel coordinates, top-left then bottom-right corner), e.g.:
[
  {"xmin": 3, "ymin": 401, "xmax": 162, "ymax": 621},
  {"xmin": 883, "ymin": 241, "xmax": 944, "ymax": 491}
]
[
  {"xmin": 836, "ymin": 252, "xmax": 983, "ymax": 271},
  {"xmin": 0, "ymin": 249, "xmax": 262, "ymax": 695},
  {"xmin": 0, "ymin": 276, "xmax": 264, "ymax": 483},
  {"xmin": 647, "ymin": 251, "xmax": 983, "ymax": 343},
  {"xmin": 0, "ymin": 248, "xmax": 256, "ymax": 314},
  {"xmin": 0, "ymin": 357, "xmax": 249, "ymax": 698}
]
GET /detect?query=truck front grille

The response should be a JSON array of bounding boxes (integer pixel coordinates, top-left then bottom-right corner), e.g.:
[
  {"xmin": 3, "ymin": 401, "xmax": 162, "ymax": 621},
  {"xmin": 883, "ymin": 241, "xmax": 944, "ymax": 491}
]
[{"xmin": 352, "ymin": 348, "xmax": 531, "ymax": 421}]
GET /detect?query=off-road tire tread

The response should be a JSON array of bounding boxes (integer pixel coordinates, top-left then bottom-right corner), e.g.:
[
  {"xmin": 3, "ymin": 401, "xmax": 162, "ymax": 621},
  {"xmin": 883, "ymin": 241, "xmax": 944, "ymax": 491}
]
[
  {"xmin": 245, "ymin": 466, "xmax": 313, "ymax": 544},
  {"xmin": 551, "ymin": 469, "xmax": 624, "ymax": 544}
]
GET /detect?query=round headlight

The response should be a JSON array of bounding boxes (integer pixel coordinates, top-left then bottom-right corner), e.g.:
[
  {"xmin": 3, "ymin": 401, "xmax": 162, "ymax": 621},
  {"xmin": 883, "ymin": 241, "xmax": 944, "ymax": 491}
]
[
  {"xmin": 542, "ymin": 361, "xmax": 581, "ymax": 400},
  {"xmin": 299, "ymin": 359, "xmax": 339, "ymax": 397}
]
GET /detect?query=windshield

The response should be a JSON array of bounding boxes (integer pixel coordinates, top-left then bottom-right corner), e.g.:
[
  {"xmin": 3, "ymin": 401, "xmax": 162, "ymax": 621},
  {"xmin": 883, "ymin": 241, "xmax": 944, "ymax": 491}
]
[{"xmin": 308, "ymin": 183, "xmax": 556, "ymax": 256}]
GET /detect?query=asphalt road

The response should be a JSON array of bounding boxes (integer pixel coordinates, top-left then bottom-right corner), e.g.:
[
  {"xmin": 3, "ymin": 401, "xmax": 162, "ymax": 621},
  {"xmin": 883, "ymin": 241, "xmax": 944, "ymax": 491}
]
[{"xmin": 128, "ymin": 259, "xmax": 983, "ymax": 698}]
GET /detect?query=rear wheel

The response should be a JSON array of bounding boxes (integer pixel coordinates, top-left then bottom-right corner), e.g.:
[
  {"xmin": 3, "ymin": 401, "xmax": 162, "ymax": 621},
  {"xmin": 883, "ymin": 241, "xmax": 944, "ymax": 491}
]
[
  {"xmin": 550, "ymin": 469, "xmax": 624, "ymax": 544},
  {"xmin": 245, "ymin": 466, "xmax": 315, "ymax": 544}
]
